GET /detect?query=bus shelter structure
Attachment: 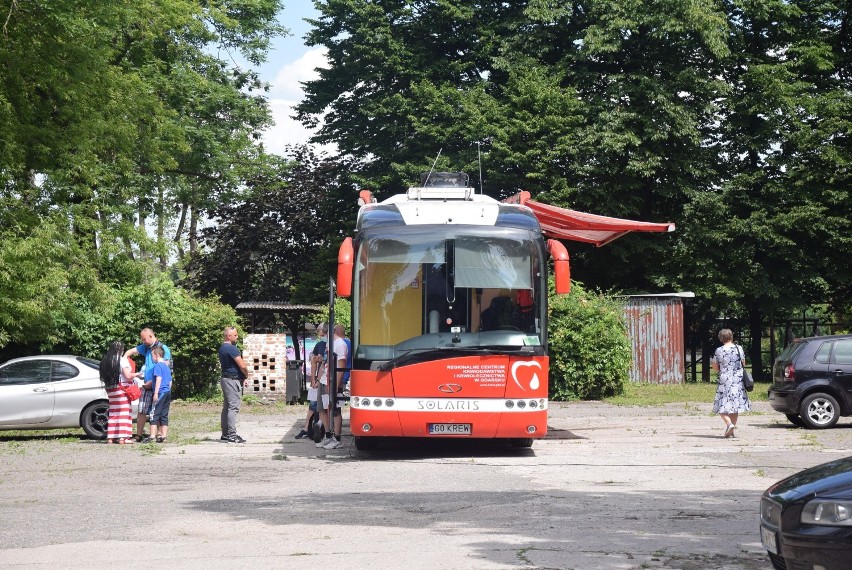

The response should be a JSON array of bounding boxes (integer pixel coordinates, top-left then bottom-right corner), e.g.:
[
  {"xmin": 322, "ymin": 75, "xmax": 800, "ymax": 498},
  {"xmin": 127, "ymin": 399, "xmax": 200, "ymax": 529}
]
[{"xmin": 235, "ymin": 301, "xmax": 324, "ymax": 401}]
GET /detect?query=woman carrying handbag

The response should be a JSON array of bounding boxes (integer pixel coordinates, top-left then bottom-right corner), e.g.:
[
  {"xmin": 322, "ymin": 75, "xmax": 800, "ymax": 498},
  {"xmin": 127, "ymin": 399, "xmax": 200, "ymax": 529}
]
[
  {"xmin": 100, "ymin": 341, "xmax": 137, "ymax": 444},
  {"xmin": 710, "ymin": 329, "xmax": 751, "ymax": 438}
]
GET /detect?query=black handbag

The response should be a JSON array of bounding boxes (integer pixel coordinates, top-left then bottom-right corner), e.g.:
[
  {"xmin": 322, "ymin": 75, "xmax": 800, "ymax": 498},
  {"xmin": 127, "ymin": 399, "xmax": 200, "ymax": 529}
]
[{"xmin": 736, "ymin": 344, "xmax": 754, "ymax": 392}]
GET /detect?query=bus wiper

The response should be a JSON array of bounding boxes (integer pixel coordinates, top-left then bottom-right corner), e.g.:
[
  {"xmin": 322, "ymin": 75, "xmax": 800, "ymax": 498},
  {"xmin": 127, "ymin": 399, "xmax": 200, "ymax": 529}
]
[{"xmin": 377, "ymin": 346, "xmax": 529, "ymax": 371}]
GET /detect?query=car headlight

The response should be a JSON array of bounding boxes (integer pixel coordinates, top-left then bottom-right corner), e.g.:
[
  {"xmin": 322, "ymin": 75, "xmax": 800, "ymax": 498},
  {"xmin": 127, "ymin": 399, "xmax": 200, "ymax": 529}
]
[{"xmin": 801, "ymin": 499, "xmax": 852, "ymax": 526}]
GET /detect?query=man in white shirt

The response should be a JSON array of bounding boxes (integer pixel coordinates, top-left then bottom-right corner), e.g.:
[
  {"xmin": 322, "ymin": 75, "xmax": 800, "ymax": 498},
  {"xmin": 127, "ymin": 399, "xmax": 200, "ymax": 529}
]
[{"xmin": 315, "ymin": 325, "xmax": 348, "ymax": 450}]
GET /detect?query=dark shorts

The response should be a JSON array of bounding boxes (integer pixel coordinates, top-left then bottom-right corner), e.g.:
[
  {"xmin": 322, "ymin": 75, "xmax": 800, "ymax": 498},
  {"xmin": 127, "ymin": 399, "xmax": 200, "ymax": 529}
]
[
  {"xmin": 308, "ymin": 400, "xmax": 318, "ymax": 412},
  {"xmin": 151, "ymin": 392, "xmax": 171, "ymax": 425}
]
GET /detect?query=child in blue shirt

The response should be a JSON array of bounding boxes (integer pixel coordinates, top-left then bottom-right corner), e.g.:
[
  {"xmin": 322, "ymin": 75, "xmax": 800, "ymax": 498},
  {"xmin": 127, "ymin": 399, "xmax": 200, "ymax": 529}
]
[{"xmin": 145, "ymin": 346, "xmax": 173, "ymax": 443}]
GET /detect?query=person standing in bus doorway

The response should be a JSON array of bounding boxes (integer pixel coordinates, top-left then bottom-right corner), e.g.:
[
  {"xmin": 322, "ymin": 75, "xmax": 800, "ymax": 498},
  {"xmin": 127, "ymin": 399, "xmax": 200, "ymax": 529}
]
[
  {"xmin": 296, "ymin": 323, "xmax": 327, "ymax": 440},
  {"xmin": 316, "ymin": 325, "xmax": 348, "ymax": 450},
  {"xmin": 219, "ymin": 326, "xmax": 249, "ymax": 443},
  {"xmin": 124, "ymin": 327, "xmax": 171, "ymax": 442},
  {"xmin": 335, "ymin": 324, "xmax": 352, "ymax": 396}
]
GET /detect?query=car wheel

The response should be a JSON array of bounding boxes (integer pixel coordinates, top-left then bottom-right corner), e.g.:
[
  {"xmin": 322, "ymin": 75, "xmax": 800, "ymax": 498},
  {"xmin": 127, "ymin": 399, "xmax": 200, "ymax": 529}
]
[
  {"xmin": 509, "ymin": 438, "xmax": 533, "ymax": 448},
  {"xmin": 799, "ymin": 393, "xmax": 840, "ymax": 429},
  {"xmin": 353, "ymin": 436, "xmax": 378, "ymax": 451},
  {"xmin": 81, "ymin": 401, "xmax": 109, "ymax": 439},
  {"xmin": 785, "ymin": 414, "xmax": 806, "ymax": 427}
]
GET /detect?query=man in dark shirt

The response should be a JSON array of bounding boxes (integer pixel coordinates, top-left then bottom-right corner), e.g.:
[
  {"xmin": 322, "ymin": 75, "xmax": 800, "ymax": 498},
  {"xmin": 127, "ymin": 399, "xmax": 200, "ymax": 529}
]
[{"xmin": 218, "ymin": 326, "xmax": 248, "ymax": 443}]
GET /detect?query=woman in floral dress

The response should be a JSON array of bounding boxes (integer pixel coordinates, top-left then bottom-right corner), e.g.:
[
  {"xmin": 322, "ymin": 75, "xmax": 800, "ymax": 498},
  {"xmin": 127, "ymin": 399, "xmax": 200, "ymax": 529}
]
[{"xmin": 711, "ymin": 328, "xmax": 750, "ymax": 438}]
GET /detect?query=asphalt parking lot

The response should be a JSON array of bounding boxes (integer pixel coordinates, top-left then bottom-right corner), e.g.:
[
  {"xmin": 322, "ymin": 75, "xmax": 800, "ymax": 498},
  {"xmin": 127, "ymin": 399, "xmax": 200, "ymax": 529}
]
[{"xmin": 1, "ymin": 400, "xmax": 849, "ymax": 569}]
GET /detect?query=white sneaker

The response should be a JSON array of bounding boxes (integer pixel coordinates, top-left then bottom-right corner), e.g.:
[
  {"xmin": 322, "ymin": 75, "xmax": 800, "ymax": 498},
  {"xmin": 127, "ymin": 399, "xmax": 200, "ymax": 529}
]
[
  {"xmin": 316, "ymin": 437, "xmax": 331, "ymax": 448},
  {"xmin": 323, "ymin": 437, "xmax": 342, "ymax": 450},
  {"xmin": 724, "ymin": 423, "xmax": 735, "ymax": 438}
]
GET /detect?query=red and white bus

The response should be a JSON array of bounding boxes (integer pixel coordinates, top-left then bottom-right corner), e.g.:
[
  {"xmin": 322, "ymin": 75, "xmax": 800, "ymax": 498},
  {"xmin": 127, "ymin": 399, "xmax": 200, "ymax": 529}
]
[{"xmin": 335, "ymin": 172, "xmax": 571, "ymax": 450}]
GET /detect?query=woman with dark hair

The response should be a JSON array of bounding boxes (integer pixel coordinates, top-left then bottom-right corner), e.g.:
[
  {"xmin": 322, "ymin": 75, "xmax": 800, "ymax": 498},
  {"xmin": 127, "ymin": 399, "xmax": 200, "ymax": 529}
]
[
  {"xmin": 711, "ymin": 328, "xmax": 751, "ymax": 438},
  {"xmin": 100, "ymin": 341, "xmax": 136, "ymax": 444}
]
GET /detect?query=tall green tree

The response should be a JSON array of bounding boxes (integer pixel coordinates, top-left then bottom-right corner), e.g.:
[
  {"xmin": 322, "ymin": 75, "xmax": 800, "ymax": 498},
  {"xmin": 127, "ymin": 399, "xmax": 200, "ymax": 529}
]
[
  {"xmin": 182, "ymin": 146, "xmax": 357, "ymax": 306},
  {"xmin": 0, "ymin": 0, "xmax": 285, "ymax": 355},
  {"xmin": 297, "ymin": 0, "xmax": 731, "ymax": 298},
  {"xmin": 296, "ymin": 0, "xmax": 530, "ymax": 193},
  {"xmin": 665, "ymin": 0, "xmax": 852, "ymax": 373},
  {"xmin": 0, "ymin": 0, "xmax": 285, "ymax": 262}
]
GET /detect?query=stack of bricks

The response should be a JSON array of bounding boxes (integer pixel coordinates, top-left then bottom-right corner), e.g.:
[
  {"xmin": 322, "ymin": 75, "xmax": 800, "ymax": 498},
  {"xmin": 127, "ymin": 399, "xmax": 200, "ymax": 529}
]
[{"xmin": 243, "ymin": 333, "xmax": 287, "ymax": 396}]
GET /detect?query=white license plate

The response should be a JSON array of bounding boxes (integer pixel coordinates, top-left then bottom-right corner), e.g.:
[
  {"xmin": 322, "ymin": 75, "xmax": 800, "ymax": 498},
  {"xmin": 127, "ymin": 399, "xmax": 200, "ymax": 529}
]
[
  {"xmin": 760, "ymin": 525, "xmax": 778, "ymax": 554},
  {"xmin": 428, "ymin": 423, "xmax": 471, "ymax": 435}
]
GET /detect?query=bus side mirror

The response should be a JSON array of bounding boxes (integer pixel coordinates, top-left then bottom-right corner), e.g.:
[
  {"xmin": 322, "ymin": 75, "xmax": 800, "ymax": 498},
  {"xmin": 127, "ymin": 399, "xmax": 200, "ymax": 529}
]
[
  {"xmin": 337, "ymin": 237, "xmax": 354, "ymax": 297},
  {"xmin": 547, "ymin": 239, "xmax": 571, "ymax": 294}
]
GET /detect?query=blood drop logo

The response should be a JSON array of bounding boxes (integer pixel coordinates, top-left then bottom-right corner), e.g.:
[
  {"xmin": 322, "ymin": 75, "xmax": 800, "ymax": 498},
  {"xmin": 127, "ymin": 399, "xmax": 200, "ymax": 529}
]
[{"xmin": 511, "ymin": 361, "xmax": 542, "ymax": 391}]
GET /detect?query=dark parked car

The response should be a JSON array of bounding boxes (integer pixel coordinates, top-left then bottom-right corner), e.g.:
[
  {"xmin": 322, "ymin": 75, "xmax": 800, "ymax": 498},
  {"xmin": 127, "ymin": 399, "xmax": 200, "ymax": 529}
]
[
  {"xmin": 0, "ymin": 355, "xmax": 115, "ymax": 439},
  {"xmin": 761, "ymin": 456, "xmax": 852, "ymax": 570},
  {"xmin": 768, "ymin": 334, "xmax": 852, "ymax": 429}
]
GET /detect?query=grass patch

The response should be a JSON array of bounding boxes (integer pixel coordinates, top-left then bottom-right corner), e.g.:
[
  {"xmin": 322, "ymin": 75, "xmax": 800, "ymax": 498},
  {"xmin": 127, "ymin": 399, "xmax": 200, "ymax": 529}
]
[
  {"xmin": 603, "ymin": 381, "xmax": 771, "ymax": 406},
  {"xmin": 157, "ymin": 401, "xmax": 220, "ymax": 443},
  {"xmin": 796, "ymin": 433, "xmax": 824, "ymax": 449},
  {"xmin": 0, "ymin": 399, "xmax": 301, "ymax": 447},
  {"xmin": 137, "ymin": 442, "xmax": 163, "ymax": 455},
  {"xmin": 147, "ymin": 399, "xmax": 300, "ymax": 443}
]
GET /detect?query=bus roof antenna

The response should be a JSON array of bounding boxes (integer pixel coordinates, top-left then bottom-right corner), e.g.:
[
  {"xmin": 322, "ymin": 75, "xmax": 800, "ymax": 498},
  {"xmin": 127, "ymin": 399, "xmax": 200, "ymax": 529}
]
[
  {"xmin": 424, "ymin": 148, "xmax": 442, "ymax": 188},
  {"xmin": 477, "ymin": 140, "xmax": 483, "ymax": 194}
]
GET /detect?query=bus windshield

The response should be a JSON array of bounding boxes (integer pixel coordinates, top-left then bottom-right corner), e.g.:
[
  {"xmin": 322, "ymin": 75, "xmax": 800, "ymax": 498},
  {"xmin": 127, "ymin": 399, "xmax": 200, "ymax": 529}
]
[{"xmin": 352, "ymin": 226, "xmax": 546, "ymax": 364}]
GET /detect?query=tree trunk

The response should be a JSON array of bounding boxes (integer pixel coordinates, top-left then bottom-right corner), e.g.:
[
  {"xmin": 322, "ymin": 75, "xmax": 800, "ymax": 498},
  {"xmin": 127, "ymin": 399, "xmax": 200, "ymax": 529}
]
[
  {"xmin": 120, "ymin": 211, "xmax": 136, "ymax": 260},
  {"xmin": 174, "ymin": 202, "xmax": 187, "ymax": 259},
  {"xmin": 138, "ymin": 201, "xmax": 147, "ymax": 259},
  {"xmin": 748, "ymin": 301, "xmax": 762, "ymax": 381},
  {"xmin": 700, "ymin": 311, "xmax": 715, "ymax": 383},
  {"xmin": 156, "ymin": 179, "xmax": 167, "ymax": 268},
  {"xmin": 189, "ymin": 205, "xmax": 198, "ymax": 254}
]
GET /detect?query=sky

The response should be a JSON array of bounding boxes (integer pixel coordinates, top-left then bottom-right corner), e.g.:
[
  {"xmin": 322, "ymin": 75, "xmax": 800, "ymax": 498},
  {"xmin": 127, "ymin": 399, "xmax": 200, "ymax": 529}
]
[{"xmin": 254, "ymin": 0, "xmax": 330, "ymax": 156}]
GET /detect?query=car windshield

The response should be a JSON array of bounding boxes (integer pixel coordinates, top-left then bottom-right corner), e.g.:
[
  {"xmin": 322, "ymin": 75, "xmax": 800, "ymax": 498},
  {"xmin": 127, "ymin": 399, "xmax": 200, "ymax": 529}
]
[{"xmin": 352, "ymin": 226, "xmax": 546, "ymax": 363}]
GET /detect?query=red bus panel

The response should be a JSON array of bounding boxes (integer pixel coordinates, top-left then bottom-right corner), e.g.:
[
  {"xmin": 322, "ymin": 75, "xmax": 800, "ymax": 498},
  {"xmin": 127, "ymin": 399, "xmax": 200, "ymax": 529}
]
[{"xmin": 349, "ymin": 355, "xmax": 549, "ymax": 439}]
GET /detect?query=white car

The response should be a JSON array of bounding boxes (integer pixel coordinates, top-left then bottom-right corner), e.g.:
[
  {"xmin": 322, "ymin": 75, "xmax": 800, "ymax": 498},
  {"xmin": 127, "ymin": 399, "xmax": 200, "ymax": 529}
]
[{"xmin": 0, "ymin": 355, "xmax": 125, "ymax": 439}]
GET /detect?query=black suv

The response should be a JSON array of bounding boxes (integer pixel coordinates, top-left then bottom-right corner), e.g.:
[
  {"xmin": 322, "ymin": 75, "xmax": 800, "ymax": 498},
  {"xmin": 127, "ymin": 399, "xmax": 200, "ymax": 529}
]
[{"xmin": 768, "ymin": 334, "xmax": 852, "ymax": 429}]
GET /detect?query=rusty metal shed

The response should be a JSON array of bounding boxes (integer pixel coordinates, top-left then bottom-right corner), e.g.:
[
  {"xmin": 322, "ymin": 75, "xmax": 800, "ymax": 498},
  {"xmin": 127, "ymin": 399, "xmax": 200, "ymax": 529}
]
[{"xmin": 622, "ymin": 292, "xmax": 694, "ymax": 384}]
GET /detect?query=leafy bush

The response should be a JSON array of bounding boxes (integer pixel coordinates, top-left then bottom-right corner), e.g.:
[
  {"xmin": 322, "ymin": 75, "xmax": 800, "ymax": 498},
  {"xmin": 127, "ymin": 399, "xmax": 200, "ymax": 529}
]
[
  {"xmin": 548, "ymin": 282, "xmax": 631, "ymax": 400},
  {"xmin": 333, "ymin": 296, "xmax": 351, "ymax": 333},
  {"xmin": 0, "ymin": 217, "xmax": 105, "ymax": 351},
  {"xmin": 64, "ymin": 273, "xmax": 239, "ymax": 399}
]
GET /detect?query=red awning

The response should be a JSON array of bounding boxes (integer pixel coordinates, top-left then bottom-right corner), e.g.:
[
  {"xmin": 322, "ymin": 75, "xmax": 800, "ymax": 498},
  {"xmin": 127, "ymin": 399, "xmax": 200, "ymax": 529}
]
[{"xmin": 504, "ymin": 191, "xmax": 675, "ymax": 247}]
